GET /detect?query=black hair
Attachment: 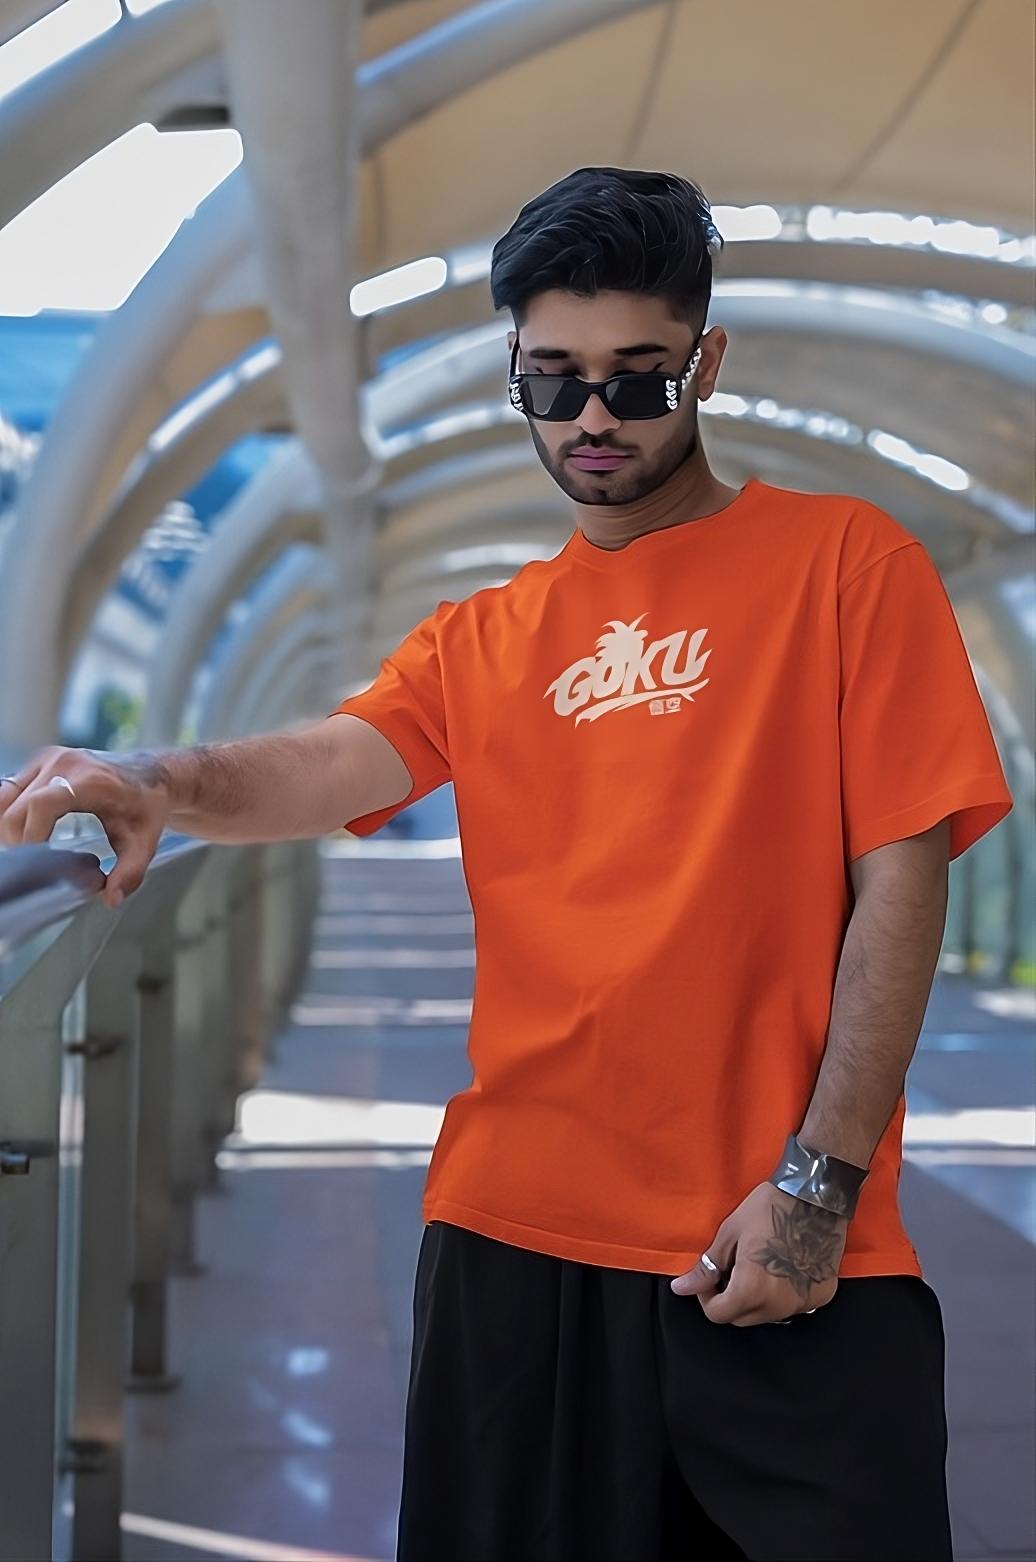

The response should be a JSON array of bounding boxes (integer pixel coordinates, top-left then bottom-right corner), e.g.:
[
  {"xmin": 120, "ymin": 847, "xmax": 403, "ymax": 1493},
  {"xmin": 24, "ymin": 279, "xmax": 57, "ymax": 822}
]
[{"xmin": 490, "ymin": 166, "xmax": 724, "ymax": 331}]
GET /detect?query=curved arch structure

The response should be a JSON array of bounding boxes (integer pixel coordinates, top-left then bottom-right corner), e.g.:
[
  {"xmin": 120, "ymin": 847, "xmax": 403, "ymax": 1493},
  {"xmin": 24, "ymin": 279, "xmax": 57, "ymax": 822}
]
[
  {"xmin": 140, "ymin": 440, "xmax": 324, "ymax": 744},
  {"xmin": 61, "ymin": 358, "xmax": 290, "ymax": 672},
  {"xmin": 194, "ymin": 544, "xmax": 329, "ymax": 741},
  {"xmin": 0, "ymin": 0, "xmax": 656, "ymax": 744}
]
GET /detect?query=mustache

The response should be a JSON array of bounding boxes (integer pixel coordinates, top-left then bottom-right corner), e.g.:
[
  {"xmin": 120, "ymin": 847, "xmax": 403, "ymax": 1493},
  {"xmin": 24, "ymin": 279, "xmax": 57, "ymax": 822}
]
[{"xmin": 564, "ymin": 441, "xmax": 634, "ymax": 455}]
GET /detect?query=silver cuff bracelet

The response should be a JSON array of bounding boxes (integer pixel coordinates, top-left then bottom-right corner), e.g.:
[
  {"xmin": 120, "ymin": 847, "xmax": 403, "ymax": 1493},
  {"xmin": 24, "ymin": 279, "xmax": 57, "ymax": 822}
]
[{"xmin": 768, "ymin": 1132, "xmax": 869, "ymax": 1219}]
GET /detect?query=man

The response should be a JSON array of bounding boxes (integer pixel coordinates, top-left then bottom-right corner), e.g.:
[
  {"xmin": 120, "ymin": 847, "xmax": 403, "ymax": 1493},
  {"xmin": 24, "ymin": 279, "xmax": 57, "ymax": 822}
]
[{"xmin": 0, "ymin": 167, "xmax": 1014, "ymax": 1560}]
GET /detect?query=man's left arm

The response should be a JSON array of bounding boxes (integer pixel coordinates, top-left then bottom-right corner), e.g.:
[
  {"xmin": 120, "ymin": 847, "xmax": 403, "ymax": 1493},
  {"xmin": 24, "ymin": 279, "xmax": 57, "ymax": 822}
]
[
  {"xmin": 798, "ymin": 814, "xmax": 949, "ymax": 1165},
  {"xmin": 671, "ymin": 817, "xmax": 950, "ymax": 1323}
]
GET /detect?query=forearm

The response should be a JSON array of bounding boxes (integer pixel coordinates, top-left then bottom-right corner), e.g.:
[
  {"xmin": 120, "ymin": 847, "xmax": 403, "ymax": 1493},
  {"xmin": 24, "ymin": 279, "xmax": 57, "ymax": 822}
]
[
  {"xmin": 798, "ymin": 865, "xmax": 948, "ymax": 1168},
  {"xmin": 115, "ymin": 725, "xmax": 339, "ymax": 844}
]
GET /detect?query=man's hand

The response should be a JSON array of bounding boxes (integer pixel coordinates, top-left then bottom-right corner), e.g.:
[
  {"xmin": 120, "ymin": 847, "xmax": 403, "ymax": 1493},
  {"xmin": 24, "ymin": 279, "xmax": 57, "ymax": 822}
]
[
  {"xmin": 0, "ymin": 746, "xmax": 172, "ymax": 909},
  {"xmin": 670, "ymin": 1183, "xmax": 848, "ymax": 1326}
]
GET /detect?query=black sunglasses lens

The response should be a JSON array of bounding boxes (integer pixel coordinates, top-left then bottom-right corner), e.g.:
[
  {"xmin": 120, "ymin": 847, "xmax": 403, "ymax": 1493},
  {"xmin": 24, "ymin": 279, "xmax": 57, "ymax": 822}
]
[
  {"xmin": 523, "ymin": 377, "xmax": 588, "ymax": 420},
  {"xmin": 606, "ymin": 374, "xmax": 669, "ymax": 419}
]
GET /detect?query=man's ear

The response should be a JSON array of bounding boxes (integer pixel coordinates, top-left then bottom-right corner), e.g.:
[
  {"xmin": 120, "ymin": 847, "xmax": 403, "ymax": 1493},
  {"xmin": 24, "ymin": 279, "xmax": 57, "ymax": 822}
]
[
  {"xmin": 698, "ymin": 324, "xmax": 728, "ymax": 398},
  {"xmin": 506, "ymin": 329, "xmax": 516, "ymax": 351}
]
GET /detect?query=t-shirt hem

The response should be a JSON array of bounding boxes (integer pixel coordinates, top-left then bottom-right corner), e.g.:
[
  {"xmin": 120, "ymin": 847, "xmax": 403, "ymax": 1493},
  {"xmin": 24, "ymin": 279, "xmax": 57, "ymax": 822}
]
[{"xmin": 422, "ymin": 1196, "xmax": 924, "ymax": 1279}]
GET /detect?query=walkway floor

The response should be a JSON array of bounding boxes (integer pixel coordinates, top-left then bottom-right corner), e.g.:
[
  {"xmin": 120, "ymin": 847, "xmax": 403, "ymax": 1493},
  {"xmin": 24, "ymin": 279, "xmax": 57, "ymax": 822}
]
[{"xmin": 121, "ymin": 839, "xmax": 1035, "ymax": 1562}]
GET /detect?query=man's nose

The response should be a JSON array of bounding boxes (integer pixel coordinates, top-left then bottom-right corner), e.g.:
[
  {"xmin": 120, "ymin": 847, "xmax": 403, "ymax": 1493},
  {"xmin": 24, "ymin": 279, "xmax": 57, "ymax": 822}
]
[{"xmin": 576, "ymin": 392, "xmax": 622, "ymax": 437}]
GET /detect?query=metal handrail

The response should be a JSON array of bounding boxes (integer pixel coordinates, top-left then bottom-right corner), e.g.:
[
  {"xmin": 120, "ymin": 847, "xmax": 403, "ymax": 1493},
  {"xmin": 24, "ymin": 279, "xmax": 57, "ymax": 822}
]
[
  {"xmin": 0, "ymin": 824, "xmax": 322, "ymax": 1561},
  {"xmin": 0, "ymin": 830, "xmax": 200, "ymax": 955}
]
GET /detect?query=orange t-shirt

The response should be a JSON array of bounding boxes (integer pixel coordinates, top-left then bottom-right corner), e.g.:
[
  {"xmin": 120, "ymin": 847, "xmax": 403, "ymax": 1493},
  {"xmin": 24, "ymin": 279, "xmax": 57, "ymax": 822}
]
[{"xmin": 326, "ymin": 477, "xmax": 1014, "ymax": 1277}]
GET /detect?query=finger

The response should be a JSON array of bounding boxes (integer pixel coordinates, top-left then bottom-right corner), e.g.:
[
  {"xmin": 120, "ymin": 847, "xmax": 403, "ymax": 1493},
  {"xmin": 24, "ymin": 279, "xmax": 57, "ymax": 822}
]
[
  {"xmin": 102, "ymin": 822, "xmax": 160, "ymax": 907},
  {"xmin": 732, "ymin": 1307, "xmax": 792, "ymax": 1328},
  {"xmin": 699, "ymin": 1270, "xmax": 765, "ymax": 1325},
  {"xmin": 0, "ymin": 777, "xmax": 22, "ymax": 833},
  {"xmin": 0, "ymin": 761, "xmax": 44, "ymax": 830},
  {"xmin": 731, "ymin": 1306, "xmax": 810, "ymax": 1328},
  {"xmin": 704, "ymin": 1274, "xmax": 832, "ymax": 1328},
  {"xmin": 671, "ymin": 1225, "xmax": 736, "ymax": 1297},
  {"xmin": 0, "ymin": 757, "xmax": 46, "ymax": 792},
  {"xmin": 1, "ymin": 775, "xmax": 76, "ymax": 846},
  {"xmin": 671, "ymin": 1255, "xmax": 724, "ymax": 1298}
]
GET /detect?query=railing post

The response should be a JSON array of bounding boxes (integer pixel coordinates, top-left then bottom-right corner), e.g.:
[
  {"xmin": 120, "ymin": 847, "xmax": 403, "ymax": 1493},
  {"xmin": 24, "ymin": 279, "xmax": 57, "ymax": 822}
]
[
  {"xmin": 67, "ymin": 931, "xmax": 142, "ymax": 1562},
  {"xmin": 199, "ymin": 853, "xmax": 235, "ymax": 1192},
  {"xmin": 0, "ymin": 907, "xmax": 115, "ymax": 1562},
  {"xmin": 168, "ymin": 865, "xmax": 212, "ymax": 1276},
  {"xmin": 225, "ymin": 848, "xmax": 265, "ymax": 1107},
  {"xmin": 127, "ymin": 902, "xmax": 179, "ymax": 1391},
  {"xmin": 259, "ymin": 841, "xmax": 295, "ymax": 1044},
  {"xmin": 0, "ymin": 1001, "xmax": 64, "ymax": 1562}
]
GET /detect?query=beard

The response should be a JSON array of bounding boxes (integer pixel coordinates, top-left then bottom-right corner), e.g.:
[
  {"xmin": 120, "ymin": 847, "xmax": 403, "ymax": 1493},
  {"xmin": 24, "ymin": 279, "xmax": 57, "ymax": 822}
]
[{"xmin": 529, "ymin": 411, "xmax": 701, "ymax": 506}]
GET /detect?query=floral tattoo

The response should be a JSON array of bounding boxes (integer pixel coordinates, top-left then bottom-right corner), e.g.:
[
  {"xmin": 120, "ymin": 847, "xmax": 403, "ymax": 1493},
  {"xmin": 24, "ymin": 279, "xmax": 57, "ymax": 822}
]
[
  {"xmin": 751, "ymin": 1199, "xmax": 843, "ymax": 1301},
  {"xmin": 101, "ymin": 749, "xmax": 174, "ymax": 794}
]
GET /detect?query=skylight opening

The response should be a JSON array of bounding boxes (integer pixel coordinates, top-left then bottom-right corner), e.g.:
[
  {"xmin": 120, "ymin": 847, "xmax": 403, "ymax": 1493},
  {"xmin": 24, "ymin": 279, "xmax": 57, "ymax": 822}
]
[
  {"xmin": 350, "ymin": 256, "xmax": 447, "ymax": 317},
  {"xmin": 0, "ymin": 0, "xmax": 119, "ymax": 104},
  {"xmin": 0, "ymin": 123, "xmax": 243, "ymax": 314}
]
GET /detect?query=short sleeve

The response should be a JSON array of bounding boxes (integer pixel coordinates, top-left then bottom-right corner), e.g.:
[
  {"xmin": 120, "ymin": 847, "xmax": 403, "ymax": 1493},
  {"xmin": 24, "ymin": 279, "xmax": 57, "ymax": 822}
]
[
  {"xmin": 838, "ymin": 541, "xmax": 1013, "ymax": 863},
  {"xmin": 325, "ymin": 603, "xmax": 452, "ymax": 836}
]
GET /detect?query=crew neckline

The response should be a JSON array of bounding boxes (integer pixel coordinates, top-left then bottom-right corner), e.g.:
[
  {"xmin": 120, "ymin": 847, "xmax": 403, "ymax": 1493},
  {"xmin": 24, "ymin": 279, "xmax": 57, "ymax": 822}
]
[{"xmin": 562, "ymin": 476, "xmax": 767, "ymax": 571}]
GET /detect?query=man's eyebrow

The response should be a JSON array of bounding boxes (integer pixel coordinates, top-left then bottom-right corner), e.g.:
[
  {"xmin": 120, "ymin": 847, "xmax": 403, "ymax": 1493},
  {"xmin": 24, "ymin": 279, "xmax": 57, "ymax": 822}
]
[{"xmin": 524, "ymin": 342, "xmax": 672, "ymax": 361}]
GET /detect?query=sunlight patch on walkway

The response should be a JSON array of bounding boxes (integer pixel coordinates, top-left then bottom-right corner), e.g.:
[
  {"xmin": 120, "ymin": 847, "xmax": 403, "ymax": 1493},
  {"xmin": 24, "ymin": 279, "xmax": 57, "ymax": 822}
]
[
  {"xmin": 319, "ymin": 893, "xmax": 471, "ymax": 913},
  {"xmin": 229, "ymin": 1088, "xmax": 444, "ymax": 1149},
  {"xmin": 290, "ymin": 994, "xmax": 472, "ymax": 1025},
  {"xmin": 310, "ymin": 946, "xmax": 474, "ymax": 967},
  {"xmin": 970, "ymin": 986, "xmax": 1036, "ymax": 1022},
  {"xmin": 121, "ymin": 1510, "xmax": 375, "ymax": 1561},
  {"xmin": 322, "ymin": 835, "xmax": 461, "ymax": 859},
  {"xmin": 314, "ymin": 912, "xmax": 473, "ymax": 936},
  {"xmin": 904, "ymin": 1105, "xmax": 1035, "ymax": 1148},
  {"xmin": 218, "ymin": 1147, "xmax": 433, "ymax": 1172}
]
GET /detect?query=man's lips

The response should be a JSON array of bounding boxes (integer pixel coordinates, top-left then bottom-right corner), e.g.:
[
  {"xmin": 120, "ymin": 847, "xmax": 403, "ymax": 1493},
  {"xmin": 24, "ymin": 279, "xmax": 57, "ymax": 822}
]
[{"xmin": 567, "ymin": 449, "xmax": 632, "ymax": 471}]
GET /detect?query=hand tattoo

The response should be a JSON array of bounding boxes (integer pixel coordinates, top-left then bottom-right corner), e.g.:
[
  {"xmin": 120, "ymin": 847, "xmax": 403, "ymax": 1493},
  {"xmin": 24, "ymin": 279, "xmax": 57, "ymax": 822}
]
[
  {"xmin": 105, "ymin": 750, "xmax": 173, "ymax": 794},
  {"xmin": 751, "ymin": 1200, "xmax": 843, "ymax": 1301}
]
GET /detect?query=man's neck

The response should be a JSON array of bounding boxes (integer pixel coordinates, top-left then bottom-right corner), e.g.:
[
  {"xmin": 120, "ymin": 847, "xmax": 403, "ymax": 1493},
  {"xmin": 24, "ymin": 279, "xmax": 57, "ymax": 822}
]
[{"xmin": 571, "ymin": 457, "xmax": 741, "ymax": 552}]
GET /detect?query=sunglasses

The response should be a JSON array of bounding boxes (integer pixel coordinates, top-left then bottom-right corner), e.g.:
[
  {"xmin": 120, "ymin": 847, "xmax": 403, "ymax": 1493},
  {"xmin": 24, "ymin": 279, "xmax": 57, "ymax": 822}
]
[{"xmin": 507, "ymin": 326, "xmax": 705, "ymax": 422}]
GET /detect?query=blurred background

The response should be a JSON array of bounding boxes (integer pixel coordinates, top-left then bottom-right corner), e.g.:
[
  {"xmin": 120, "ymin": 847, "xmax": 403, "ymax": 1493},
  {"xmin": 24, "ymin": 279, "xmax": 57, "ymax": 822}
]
[{"xmin": 0, "ymin": 2, "xmax": 1032, "ymax": 1560}]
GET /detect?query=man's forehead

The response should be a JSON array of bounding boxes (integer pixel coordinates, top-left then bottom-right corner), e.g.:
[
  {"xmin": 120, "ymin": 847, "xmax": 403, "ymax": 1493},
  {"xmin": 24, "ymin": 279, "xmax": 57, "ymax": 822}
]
[
  {"xmin": 513, "ymin": 295, "xmax": 685, "ymax": 359},
  {"xmin": 521, "ymin": 338, "xmax": 676, "ymax": 361}
]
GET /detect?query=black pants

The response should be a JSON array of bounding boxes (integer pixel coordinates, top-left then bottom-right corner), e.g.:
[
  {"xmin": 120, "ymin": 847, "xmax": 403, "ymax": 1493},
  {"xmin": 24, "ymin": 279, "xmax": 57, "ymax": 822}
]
[{"xmin": 396, "ymin": 1220, "xmax": 953, "ymax": 1562}]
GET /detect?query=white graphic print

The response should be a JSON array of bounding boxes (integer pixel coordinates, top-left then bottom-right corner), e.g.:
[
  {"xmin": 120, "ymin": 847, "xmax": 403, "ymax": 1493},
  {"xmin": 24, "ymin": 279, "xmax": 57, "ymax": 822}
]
[{"xmin": 544, "ymin": 614, "xmax": 711, "ymax": 725}]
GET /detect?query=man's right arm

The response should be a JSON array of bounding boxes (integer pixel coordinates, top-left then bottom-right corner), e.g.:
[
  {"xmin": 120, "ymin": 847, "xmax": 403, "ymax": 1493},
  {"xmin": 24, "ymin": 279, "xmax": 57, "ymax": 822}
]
[
  {"xmin": 0, "ymin": 714, "xmax": 414, "ymax": 906},
  {"xmin": 160, "ymin": 714, "xmax": 414, "ymax": 842}
]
